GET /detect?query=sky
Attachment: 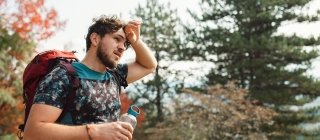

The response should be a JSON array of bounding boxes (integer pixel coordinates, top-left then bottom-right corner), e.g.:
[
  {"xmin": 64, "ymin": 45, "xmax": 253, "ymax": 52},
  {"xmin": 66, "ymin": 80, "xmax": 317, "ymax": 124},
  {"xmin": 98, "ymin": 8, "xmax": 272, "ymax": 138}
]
[
  {"xmin": 39, "ymin": 0, "xmax": 199, "ymax": 60},
  {"xmin": 39, "ymin": 0, "xmax": 320, "ymax": 78}
]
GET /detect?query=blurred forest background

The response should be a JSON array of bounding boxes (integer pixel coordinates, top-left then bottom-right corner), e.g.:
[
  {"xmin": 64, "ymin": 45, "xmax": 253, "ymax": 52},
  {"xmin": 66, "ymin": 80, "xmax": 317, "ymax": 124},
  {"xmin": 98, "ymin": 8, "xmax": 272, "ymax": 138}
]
[{"xmin": 1, "ymin": 0, "xmax": 320, "ymax": 139}]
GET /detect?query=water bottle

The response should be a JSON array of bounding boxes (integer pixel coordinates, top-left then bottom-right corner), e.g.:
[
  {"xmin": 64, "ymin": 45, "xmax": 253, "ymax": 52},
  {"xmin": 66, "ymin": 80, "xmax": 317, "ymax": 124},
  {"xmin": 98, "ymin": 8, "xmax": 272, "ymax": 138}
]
[{"xmin": 119, "ymin": 105, "xmax": 140, "ymax": 129}]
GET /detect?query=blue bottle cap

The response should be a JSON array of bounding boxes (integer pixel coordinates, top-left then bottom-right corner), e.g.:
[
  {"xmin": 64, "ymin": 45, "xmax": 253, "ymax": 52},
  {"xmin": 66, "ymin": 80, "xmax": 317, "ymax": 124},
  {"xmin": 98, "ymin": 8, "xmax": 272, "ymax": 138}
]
[{"xmin": 128, "ymin": 105, "xmax": 140, "ymax": 117}]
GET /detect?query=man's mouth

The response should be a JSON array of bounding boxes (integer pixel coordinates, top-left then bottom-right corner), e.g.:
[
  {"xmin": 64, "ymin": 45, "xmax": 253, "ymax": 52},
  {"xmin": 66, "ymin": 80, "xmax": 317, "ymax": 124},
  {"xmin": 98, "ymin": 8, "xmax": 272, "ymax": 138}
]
[{"xmin": 114, "ymin": 51, "xmax": 121, "ymax": 59}]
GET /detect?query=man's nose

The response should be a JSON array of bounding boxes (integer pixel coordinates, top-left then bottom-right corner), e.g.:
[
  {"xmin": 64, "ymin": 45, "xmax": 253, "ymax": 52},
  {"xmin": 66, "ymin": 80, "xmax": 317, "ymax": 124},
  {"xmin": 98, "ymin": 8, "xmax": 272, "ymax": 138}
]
[{"xmin": 117, "ymin": 44, "xmax": 126, "ymax": 53}]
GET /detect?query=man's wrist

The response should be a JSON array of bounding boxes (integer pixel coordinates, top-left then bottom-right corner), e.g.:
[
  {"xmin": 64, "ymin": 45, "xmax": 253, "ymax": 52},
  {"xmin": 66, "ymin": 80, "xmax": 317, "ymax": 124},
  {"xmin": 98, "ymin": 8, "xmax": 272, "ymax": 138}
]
[{"xmin": 131, "ymin": 39, "xmax": 143, "ymax": 47}]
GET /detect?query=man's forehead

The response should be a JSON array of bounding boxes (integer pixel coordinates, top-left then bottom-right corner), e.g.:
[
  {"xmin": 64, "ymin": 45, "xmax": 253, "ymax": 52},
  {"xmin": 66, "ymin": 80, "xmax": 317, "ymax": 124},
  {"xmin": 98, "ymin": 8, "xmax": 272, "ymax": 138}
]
[{"xmin": 113, "ymin": 29, "xmax": 126, "ymax": 38}]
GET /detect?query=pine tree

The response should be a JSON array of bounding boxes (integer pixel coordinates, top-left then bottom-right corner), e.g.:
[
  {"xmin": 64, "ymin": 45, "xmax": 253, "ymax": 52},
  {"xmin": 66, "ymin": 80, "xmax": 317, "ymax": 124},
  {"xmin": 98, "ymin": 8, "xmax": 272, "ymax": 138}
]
[
  {"xmin": 129, "ymin": 0, "xmax": 182, "ymax": 123},
  {"xmin": 186, "ymin": 0, "xmax": 320, "ymax": 138}
]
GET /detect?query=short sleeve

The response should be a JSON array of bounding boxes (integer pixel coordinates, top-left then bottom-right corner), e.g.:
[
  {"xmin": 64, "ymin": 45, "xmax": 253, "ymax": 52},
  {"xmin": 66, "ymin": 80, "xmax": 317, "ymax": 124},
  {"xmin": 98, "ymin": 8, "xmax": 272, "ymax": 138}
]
[{"xmin": 33, "ymin": 66, "xmax": 71, "ymax": 109}]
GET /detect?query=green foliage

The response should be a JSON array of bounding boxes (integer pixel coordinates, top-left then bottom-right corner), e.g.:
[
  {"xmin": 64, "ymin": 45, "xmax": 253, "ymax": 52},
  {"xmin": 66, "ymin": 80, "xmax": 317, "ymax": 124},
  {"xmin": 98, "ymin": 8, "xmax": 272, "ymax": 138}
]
[
  {"xmin": 187, "ymin": 0, "xmax": 320, "ymax": 99},
  {"xmin": 0, "ymin": 0, "xmax": 63, "ymax": 137},
  {"xmin": 130, "ymin": 0, "xmax": 184, "ymax": 123},
  {"xmin": 0, "ymin": 23, "xmax": 34, "ymax": 136},
  {"xmin": 185, "ymin": 0, "xmax": 320, "ymax": 137},
  {"xmin": 0, "ymin": 134, "xmax": 16, "ymax": 140},
  {"xmin": 0, "ymin": 24, "xmax": 34, "ymax": 97},
  {"xmin": 0, "ymin": 89, "xmax": 15, "ymax": 106},
  {"xmin": 135, "ymin": 0, "xmax": 181, "ymax": 59}
]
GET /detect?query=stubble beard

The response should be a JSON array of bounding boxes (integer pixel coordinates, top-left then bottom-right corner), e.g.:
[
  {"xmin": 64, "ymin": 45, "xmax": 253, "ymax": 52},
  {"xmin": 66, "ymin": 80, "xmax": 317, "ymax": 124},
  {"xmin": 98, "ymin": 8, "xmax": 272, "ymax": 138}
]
[{"xmin": 97, "ymin": 42, "xmax": 117, "ymax": 69}]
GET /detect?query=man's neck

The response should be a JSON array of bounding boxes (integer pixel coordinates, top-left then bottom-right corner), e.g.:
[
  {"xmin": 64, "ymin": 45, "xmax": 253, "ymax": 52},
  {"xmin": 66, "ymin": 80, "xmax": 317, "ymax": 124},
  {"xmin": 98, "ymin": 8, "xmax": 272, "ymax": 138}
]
[{"xmin": 81, "ymin": 53, "xmax": 106, "ymax": 73}]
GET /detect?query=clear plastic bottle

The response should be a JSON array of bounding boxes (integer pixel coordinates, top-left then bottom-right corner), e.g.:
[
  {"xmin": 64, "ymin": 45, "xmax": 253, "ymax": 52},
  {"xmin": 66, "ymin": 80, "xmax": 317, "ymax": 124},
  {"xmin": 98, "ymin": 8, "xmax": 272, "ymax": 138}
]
[{"xmin": 119, "ymin": 105, "xmax": 140, "ymax": 129}]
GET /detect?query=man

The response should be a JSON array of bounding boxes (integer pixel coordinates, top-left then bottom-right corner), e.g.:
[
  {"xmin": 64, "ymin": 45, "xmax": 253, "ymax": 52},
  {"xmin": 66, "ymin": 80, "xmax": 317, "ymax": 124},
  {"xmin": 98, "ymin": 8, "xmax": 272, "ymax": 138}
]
[{"xmin": 24, "ymin": 15, "xmax": 157, "ymax": 140}]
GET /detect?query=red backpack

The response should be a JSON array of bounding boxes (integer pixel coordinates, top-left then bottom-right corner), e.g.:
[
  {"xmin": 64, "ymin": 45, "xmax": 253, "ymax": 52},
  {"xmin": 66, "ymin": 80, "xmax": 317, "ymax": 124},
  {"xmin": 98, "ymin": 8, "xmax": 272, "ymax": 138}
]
[
  {"xmin": 18, "ymin": 50, "xmax": 80, "ymax": 134},
  {"xmin": 17, "ymin": 49, "xmax": 128, "ymax": 139}
]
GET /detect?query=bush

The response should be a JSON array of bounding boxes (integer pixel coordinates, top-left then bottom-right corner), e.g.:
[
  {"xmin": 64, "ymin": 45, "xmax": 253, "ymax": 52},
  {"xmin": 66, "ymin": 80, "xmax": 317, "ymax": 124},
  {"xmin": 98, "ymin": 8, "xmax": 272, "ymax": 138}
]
[{"xmin": 140, "ymin": 82, "xmax": 277, "ymax": 140}]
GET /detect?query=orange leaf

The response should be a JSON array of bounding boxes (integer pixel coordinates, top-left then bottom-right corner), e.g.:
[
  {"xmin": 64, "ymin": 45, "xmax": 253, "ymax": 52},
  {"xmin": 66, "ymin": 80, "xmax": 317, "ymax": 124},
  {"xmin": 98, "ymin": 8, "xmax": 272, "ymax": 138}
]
[
  {"xmin": 24, "ymin": 2, "xmax": 37, "ymax": 14},
  {"xmin": 2, "ymin": 0, "xmax": 65, "ymax": 41},
  {"xmin": 44, "ymin": 20, "xmax": 50, "ymax": 28},
  {"xmin": 36, "ymin": 0, "xmax": 44, "ymax": 7},
  {"xmin": 47, "ymin": 9, "xmax": 57, "ymax": 19},
  {"xmin": 30, "ymin": 14, "xmax": 42, "ymax": 25},
  {"xmin": 0, "ymin": 0, "xmax": 6, "ymax": 6}
]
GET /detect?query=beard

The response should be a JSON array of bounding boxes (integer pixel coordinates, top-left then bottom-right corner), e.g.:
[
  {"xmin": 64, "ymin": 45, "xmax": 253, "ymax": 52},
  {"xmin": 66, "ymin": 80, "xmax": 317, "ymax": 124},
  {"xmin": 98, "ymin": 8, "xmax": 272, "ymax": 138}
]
[{"xmin": 97, "ymin": 42, "xmax": 117, "ymax": 69}]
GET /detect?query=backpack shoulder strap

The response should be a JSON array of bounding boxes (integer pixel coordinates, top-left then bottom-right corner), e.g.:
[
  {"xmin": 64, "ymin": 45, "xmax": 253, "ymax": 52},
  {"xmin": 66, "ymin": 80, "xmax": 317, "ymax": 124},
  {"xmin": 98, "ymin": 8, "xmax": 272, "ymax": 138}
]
[
  {"xmin": 110, "ymin": 69, "xmax": 128, "ymax": 94},
  {"xmin": 59, "ymin": 62, "xmax": 80, "ymax": 91},
  {"xmin": 56, "ymin": 62, "xmax": 80, "ymax": 122}
]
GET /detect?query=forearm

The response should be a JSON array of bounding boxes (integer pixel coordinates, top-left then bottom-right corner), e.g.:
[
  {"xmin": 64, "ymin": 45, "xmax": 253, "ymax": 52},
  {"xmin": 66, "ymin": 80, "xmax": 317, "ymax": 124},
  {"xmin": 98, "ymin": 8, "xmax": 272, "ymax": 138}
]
[
  {"xmin": 24, "ymin": 122, "xmax": 89, "ymax": 140},
  {"xmin": 131, "ymin": 39, "xmax": 157, "ymax": 70}
]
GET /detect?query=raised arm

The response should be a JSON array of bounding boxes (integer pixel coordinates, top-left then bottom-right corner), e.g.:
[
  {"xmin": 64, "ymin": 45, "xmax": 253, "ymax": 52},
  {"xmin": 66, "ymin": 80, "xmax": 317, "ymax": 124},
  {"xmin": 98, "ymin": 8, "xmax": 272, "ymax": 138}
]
[{"xmin": 124, "ymin": 20, "xmax": 157, "ymax": 83}]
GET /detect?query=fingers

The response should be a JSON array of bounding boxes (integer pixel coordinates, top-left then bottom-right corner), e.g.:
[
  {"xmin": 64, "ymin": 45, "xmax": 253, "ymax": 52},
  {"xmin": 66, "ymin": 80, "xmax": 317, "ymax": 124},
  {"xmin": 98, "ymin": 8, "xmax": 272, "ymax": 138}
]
[
  {"xmin": 124, "ymin": 24, "xmax": 139, "ymax": 33},
  {"xmin": 125, "ymin": 19, "xmax": 141, "ymax": 33},
  {"xmin": 93, "ymin": 122, "xmax": 133, "ymax": 140},
  {"xmin": 116, "ymin": 131, "xmax": 130, "ymax": 140},
  {"xmin": 113, "ymin": 122, "xmax": 133, "ymax": 140},
  {"xmin": 127, "ymin": 20, "xmax": 142, "ymax": 25},
  {"xmin": 118, "ymin": 122, "xmax": 134, "ymax": 134},
  {"xmin": 124, "ymin": 19, "xmax": 142, "ymax": 45},
  {"xmin": 124, "ymin": 24, "xmax": 140, "ymax": 44}
]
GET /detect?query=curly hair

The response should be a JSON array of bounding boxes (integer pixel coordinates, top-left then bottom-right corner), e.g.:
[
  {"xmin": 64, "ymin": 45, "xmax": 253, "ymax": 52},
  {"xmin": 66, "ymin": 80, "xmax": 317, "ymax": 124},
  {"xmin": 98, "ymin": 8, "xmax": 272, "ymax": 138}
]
[{"xmin": 85, "ymin": 15, "xmax": 126, "ymax": 51}]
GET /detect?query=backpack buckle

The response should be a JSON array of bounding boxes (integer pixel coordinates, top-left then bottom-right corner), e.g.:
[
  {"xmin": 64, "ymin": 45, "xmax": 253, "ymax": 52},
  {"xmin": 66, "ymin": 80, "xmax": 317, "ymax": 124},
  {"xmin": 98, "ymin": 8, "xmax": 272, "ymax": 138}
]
[{"xmin": 17, "ymin": 128, "xmax": 23, "ymax": 140}]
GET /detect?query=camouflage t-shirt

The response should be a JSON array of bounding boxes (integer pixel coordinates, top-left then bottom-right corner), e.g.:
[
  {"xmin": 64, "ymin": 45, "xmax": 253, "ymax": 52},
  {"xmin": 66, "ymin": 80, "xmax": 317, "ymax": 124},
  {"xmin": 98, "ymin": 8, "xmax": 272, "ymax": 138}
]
[{"xmin": 33, "ymin": 62, "xmax": 128, "ymax": 125}]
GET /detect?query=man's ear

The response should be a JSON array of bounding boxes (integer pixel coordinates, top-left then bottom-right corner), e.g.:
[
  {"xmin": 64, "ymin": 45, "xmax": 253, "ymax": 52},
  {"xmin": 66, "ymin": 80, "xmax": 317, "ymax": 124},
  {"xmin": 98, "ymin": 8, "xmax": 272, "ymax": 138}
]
[{"xmin": 90, "ymin": 33, "xmax": 100, "ymax": 47}]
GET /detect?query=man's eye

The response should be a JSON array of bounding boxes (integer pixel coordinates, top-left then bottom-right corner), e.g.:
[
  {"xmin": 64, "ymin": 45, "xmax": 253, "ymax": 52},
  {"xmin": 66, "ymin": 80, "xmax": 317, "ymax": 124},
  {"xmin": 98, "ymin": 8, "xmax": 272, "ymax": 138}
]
[
  {"xmin": 114, "ymin": 37, "xmax": 120, "ymax": 41},
  {"xmin": 124, "ymin": 41, "xmax": 131, "ymax": 50}
]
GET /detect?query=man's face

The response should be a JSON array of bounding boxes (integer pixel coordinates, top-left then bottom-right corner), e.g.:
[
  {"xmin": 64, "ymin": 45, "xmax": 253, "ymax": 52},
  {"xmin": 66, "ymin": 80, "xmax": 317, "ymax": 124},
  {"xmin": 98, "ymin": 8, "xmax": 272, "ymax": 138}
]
[{"xmin": 96, "ymin": 29, "xmax": 127, "ymax": 69}]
